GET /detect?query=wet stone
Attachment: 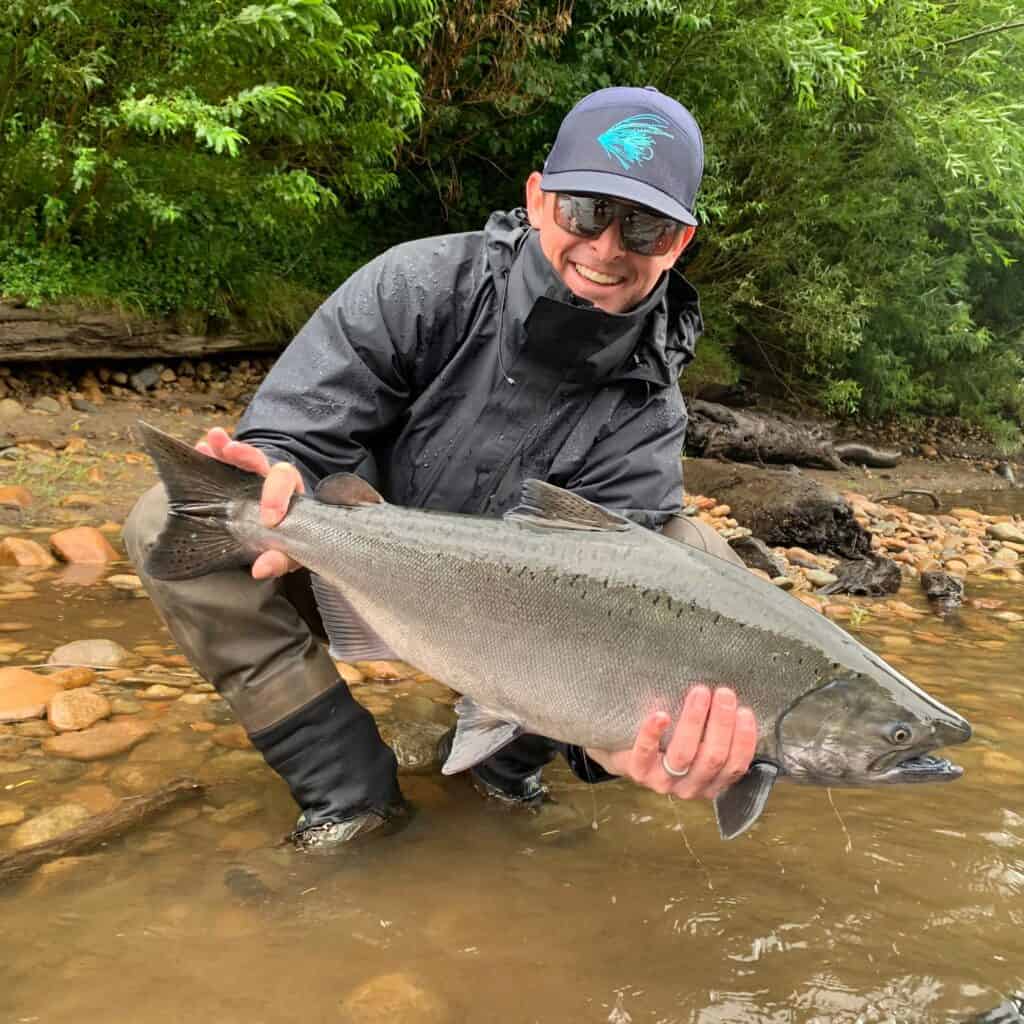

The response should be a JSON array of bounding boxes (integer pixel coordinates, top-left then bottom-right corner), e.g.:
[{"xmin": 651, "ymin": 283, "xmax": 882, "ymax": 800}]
[
  {"xmin": 989, "ymin": 522, "xmax": 1024, "ymax": 544},
  {"xmin": 197, "ymin": 750, "xmax": 266, "ymax": 785},
  {"xmin": 0, "ymin": 486, "xmax": 32, "ymax": 510},
  {"xmin": 14, "ymin": 719, "xmax": 54, "ymax": 739},
  {"xmin": 46, "ymin": 688, "xmax": 112, "ymax": 732},
  {"xmin": 805, "ymin": 569, "xmax": 839, "ymax": 587},
  {"xmin": 0, "ymin": 537, "xmax": 56, "ymax": 568},
  {"xmin": 137, "ymin": 684, "xmax": 184, "ymax": 700},
  {"xmin": 66, "ymin": 783, "xmax": 119, "ymax": 815},
  {"xmin": 41, "ymin": 719, "xmax": 153, "ymax": 761},
  {"xmin": 0, "ymin": 622, "xmax": 31, "ymax": 632},
  {"xmin": 48, "ymin": 638, "xmax": 130, "ymax": 668},
  {"xmin": 354, "ymin": 660, "xmax": 418, "ymax": 680},
  {"xmin": 47, "ymin": 666, "xmax": 98, "ymax": 690},
  {"xmin": 0, "ymin": 668, "xmax": 60, "ymax": 723},
  {"xmin": 0, "ymin": 800, "xmax": 26, "ymax": 826},
  {"xmin": 106, "ymin": 574, "xmax": 143, "ymax": 591},
  {"xmin": 378, "ymin": 719, "xmax": 449, "ymax": 775},
  {"xmin": 109, "ymin": 698, "xmax": 142, "ymax": 715},
  {"xmin": 49, "ymin": 527, "xmax": 120, "ymax": 564},
  {"xmin": 208, "ymin": 798, "xmax": 262, "ymax": 825},
  {"xmin": 338, "ymin": 973, "xmax": 448, "ymax": 1024},
  {"xmin": 10, "ymin": 803, "xmax": 91, "ymax": 849},
  {"xmin": 109, "ymin": 763, "xmax": 175, "ymax": 794},
  {"xmin": 211, "ymin": 725, "xmax": 251, "ymax": 750}
]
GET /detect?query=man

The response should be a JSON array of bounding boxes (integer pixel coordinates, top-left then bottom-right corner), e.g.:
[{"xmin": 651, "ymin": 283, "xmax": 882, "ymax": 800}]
[{"xmin": 125, "ymin": 86, "xmax": 758, "ymax": 851}]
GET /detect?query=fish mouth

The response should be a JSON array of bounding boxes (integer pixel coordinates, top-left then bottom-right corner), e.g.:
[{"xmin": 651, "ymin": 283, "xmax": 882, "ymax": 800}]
[{"xmin": 870, "ymin": 751, "xmax": 964, "ymax": 783}]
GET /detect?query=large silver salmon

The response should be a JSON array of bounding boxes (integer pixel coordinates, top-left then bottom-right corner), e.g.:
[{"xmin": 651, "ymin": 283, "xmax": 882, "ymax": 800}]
[{"xmin": 138, "ymin": 423, "xmax": 971, "ymax": 839}]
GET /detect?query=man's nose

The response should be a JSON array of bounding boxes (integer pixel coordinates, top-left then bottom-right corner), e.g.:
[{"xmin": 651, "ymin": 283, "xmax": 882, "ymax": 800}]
[{"xmin": 589, "ymin": 218, "xmax": 626, "ymax": 261}]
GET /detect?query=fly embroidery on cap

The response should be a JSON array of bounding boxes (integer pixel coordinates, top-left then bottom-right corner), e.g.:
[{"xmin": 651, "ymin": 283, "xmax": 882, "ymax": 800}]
[{"xmin": 597, "ymin": 114, "xmax": 674, "ymax": 170}]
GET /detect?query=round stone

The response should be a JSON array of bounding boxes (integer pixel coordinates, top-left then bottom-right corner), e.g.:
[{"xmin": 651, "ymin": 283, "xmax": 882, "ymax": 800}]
[
  {"xmin": 46, "ymin": 688, "xmax": 112, "ymax": 732},
  {"xmin": 10, "ymin": 804, "xmax": 91, "ymax": 849},
  {"xmin": 48, "ymin": 638, "xmax": 130, "ymax": 668}
]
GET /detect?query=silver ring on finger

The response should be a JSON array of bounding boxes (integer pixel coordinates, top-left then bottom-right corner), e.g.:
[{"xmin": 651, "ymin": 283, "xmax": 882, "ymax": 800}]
[{"xmin": 661, "ymin": 754, "xmax": 689, "ymax": 778}]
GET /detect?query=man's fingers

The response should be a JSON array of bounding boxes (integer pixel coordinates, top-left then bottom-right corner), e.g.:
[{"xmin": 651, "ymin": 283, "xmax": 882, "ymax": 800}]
[
  {"xmin": 629, "ymin": 712, "xmax": 671, "ymax": 779},
  {"xmin": 260, "ymin": 462, "xmax": 302, "ymax": 527},
  {"xmin": 251, "ymin": 550, "xmax": 297, "ymax": 579},
  {"xmin": 706, "ymin": 707, "xmax": 758, "ymax": 799},
  {"xmin": 681, "ymin": 688, "xmax": 738, "ymax": 791},
  {"xmin": 222, "ymin": 440, "xmax": 271, "ymax": 476},
  {"xmin": 203, "ymin": 427, "xmax": 232, "ymax": 458},
  {"xmin": 662, "ymin": 685, "xmax": 711, "ymax": 776}
]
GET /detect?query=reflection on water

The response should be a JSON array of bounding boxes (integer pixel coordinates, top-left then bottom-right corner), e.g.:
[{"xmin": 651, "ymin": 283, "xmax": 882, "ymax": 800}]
[{"xmin": 1, "ymin": 567, "xmax": 1022, "ymax": 1022}]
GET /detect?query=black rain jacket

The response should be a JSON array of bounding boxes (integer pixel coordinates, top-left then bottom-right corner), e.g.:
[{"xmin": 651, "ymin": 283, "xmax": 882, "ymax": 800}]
[{"xmin": 236, "ymin": 208, "xmax": 702, "ymax": 527}]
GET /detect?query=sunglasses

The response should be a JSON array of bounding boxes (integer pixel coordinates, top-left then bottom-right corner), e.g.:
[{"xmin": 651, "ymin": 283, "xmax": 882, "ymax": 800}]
[{"xmin": 553, "ymin": 193, "xmax": 685, "ymax": 257}]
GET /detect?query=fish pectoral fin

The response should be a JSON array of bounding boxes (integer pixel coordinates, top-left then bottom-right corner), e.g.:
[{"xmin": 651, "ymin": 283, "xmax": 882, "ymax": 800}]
[
  {"xmin": 310, "ymin": 576, "xmax": 400, "ymax": 663},
  {"xmin": 315, "ymin": 473, "xmax": 385, "ymax": 507},
  {"xmin": 441, "ymin": 697, "xmax": 523, "ymax": 775},
  {"xmin": 504, "ymin": 479, "xmax": 633, "ymax": 533},
  {"xmin": 713, "ymin": 761, "xmax": 779, "ymax": 841}
]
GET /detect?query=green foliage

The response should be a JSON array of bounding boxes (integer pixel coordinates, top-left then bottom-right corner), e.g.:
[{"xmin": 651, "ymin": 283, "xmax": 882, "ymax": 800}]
[
  {"xmin": 0, "ymin": 0, "xmax": 431, "ymax": 326},
  {"xmin": 2, "ymin": 0, "xmax": 1023, "ymax": 442}
]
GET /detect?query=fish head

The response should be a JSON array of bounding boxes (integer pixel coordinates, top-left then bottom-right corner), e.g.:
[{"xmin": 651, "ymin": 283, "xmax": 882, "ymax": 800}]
[{"xmin": 776, "ymin": 673, "xmax": 971, "ymax": 786}]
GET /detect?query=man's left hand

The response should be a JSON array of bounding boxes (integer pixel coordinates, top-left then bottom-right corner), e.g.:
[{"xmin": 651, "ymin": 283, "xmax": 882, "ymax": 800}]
[{"xmin": 585, "ymin": 686, "xmax": 757, "ymax": 799}]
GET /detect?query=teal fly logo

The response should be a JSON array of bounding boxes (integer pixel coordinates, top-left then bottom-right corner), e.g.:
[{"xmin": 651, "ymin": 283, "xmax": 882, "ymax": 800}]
[{"xmin": 597, "ymin": 114, "xmax": 674, "ymax": 170}]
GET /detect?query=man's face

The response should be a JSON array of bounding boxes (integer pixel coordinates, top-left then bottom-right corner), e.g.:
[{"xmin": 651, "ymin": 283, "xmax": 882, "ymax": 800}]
[{"xmin": 525, "ymin": 171, "xmax": 696, "ymax": 315}]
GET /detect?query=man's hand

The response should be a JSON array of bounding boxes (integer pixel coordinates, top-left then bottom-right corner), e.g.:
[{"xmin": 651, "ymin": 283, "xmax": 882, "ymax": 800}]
[
  {"xmin": 195, "ymin": 427, "xmax": 304, "ymax": 580},
  {"xmin": 585, "ymin": 686, "xmax": 757, "ymax": 799}
]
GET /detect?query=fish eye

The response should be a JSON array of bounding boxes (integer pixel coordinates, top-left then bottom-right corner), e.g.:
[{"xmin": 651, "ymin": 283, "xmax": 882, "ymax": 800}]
[{"xmin": 888, "ymin": 724, "xmax": 913, "ymax": 744}]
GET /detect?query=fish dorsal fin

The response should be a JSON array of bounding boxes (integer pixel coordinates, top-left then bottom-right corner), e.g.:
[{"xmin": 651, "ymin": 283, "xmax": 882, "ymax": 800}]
[
  {"xmin": 505, "ymin": 480, "xmax": 632, "ymax": 532},
  {"xmin": 714, "ymin": 761, "xmax": 779, "ymax": 840},
  {"xmin": 315, "ymin": 473, "xmax": 384, "ymax": 507},
  {"xmin": 440, "ymin": 697, "xmax": 523, "ymax": 775},
  {"xmin": 310, "ymin": 575, "xmax": 399, "ymax": 663}
]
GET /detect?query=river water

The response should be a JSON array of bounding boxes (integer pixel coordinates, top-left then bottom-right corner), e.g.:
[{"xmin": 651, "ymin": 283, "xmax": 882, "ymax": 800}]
[{"xmin": 1, "ymin": 501, "xmax": 1023, "ymax": 1023}]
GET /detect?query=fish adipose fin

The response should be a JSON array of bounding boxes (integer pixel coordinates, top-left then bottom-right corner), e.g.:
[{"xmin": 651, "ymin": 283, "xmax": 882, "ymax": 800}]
[
  {"xmin": 315, "ymin": 473, "xmax": 385, "ymax": 507},
  {"xmin": 714, "ymin": 761, "xmax": 779, "ymax": 840},
  {"xmin": 505, "ymin": 480, "xmax": 633, "ymax": 532},
  {"xmin": 137, "ymin": 421, "xmax": 262, "ymax": 581},
  {"xmin": 441, "ymin": 697, "xmax": 523, "ymax": 775},
  {"xmin": 310, "ymin": 575, "xmax": 400, "ymax": 663}
]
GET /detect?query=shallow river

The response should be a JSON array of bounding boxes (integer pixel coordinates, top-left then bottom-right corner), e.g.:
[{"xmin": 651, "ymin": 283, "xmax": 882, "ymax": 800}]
[{"xmin": 2, "ymin": 502, "xmax": 1023, "ymax": 1023}]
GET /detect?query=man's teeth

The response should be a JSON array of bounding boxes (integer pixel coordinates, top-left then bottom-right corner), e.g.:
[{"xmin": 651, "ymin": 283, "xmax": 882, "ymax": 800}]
[{"xmin": 574, "ymin": 263, "xmax": 623, "ymax": 285}]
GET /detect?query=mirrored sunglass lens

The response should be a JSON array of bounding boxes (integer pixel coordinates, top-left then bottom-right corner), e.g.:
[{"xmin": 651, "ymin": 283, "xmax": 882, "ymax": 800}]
[
  {"xmin": 555, "ymin": 195, "xmax": 611, "ymax": 237},
  {"xmin": 622, "ymin": 212, "xmax": 680, "ymax": 255}
]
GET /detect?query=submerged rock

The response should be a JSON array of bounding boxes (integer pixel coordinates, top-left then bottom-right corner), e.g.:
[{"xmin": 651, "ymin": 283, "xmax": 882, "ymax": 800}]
[
  {"xmin": 378, "ymin": 719, "xmax": 450, "ymax": 775},
  {"xmin": 0, "ymin": 800, "xmax": 26, "ymax": 826},
  {"xmin": 0, "ymin": 668, "xmax": 61, "ymax": 723},
  {"xmin": 49, "ymin": 527, "xmax": 120, "ymax": 564},
  {"xmin": 41, "ymin": 719, "xmax": 153, "ymax": 761},
  {"xmin": 9, "ymin": 803, "xmax": 91, "ymax": 849},
  {"xmin": 46, "ymin": 688, "xmax": 112, "ymax": 732},
  {"xmin": 0, "ymin": 537, "xmax": 56, "ymax": 568},
  {"xmin": 339, "ymin": 973, "xmax": 448, "ymax": 1024},
  {"xmin": 48, "ymin": 638, "xmax": 130, "ymax": 668}
]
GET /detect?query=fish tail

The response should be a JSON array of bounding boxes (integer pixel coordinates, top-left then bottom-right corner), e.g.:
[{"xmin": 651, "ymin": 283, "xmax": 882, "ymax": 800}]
[{"xmin": 136, "ymin": 421, "xmax": 262, "ymax": 581}]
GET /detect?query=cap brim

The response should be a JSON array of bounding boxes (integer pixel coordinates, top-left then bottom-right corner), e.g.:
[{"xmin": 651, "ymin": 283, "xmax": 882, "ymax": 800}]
[{"xmin": 540, "ymin": 170, "xmax": 698, "ymax": 226}]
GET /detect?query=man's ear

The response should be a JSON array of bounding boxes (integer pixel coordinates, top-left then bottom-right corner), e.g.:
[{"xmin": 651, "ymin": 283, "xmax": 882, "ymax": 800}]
[
  {"xmin": 525, "ymin": 171, "xmax": 545, "ymax": 228},
  {"xmin": 674, "ymin": 224, "xmax": 697, "ymax": 258}
]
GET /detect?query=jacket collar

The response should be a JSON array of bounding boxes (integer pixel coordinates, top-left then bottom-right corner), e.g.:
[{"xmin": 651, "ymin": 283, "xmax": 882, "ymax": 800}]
[{"xmin": 484, "ymin": 209, "xmax": 701, "ymax": 389}]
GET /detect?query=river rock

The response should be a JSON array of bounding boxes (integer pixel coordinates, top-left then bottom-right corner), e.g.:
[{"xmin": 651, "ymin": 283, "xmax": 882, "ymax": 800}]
[
  {"xmin": 49, "ymin": 527, "xmax": 120, "ymax": 564},
  {"xmin": 137, "ymin": 684, "xmax": 184, "ymax": 700},
  {"xmin": 48, "ymin": 638, "xmax": 130, "ymax": 668},
  {"xmin": 46, "ymin": 688, "xmax": 112, "ymax": 732},
  {"xmin": 804, "ymin": 569, "xmax": 839, "ymax": 587},
  {"xmin": 211, "ymin": 725, "xmax": 251, "ymax": 750},
  {"xmin": 31, "ymin": 396, "xmax": 62, "ymax": 414},
  {"xmin": 0, "ymin": 800, "xmax": 26, "ymax": 826},
  {"xmin": 0, "ymin": 486, "xmax": 32, "ymax": 510},
  {"xmin": 727, "ymin": 535, "xmax": 788, "ymax": 577},
  {"xmin": 59, "ymin": 493, "xmax": 102, "ymax": 509},
  {"xmin": 106, "ymin": 574, "xmax": 143, "ymax": 591},
  {"xmin": 378, "ymin": 719, "xmax": 450, "ymax": 774},
  {"xmin": 9, "ymin": 803, "xmax": 91, "ymax": 849},
  {"xmin": 66, "ymin": 783, "xmax": 119, "ymax": 814},
  {"xmin": 0, "ymin": 537, "xmax": 57, "ymax": 568},
  {"xmin": 355, "ymin": 660, "xmax": 418, "ymax": 680},
  {"xmin": 47, "ymin": 666, "xmax": 97, "ymax": 690},
  {"xmin": 41, "ymin": 719, "xmax": 153, "ymax": 760},
  {"xmin": 994, "ymin": 547, "xmax": 1020, "ymax": 565},
  {"xmin": 0, "ymin": 668, "xmax": 60, "ymax": 723},
  {"xmin": 0, "ymin": 398, "xmax": 24, "ymax": 419},
  {"xmin": 989, "ymin": 522, "xmax": 1024, "ymax": 544},
  {"xmin": 339, "ymin": 973, "xmax": 448, "ymax": 1024}
]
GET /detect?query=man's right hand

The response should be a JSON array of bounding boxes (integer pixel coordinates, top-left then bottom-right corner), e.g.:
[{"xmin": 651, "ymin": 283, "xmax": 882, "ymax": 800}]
[{"xmin": 195, "ymin": 427, "xmax": 304, "ymax": 580}]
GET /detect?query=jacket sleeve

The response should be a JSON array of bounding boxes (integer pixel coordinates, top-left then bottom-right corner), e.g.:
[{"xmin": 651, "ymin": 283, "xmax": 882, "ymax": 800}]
[
  {"xmin": 234, "ymin": 237, "xmax": 474, "ymax": 490},
  {"xmin": 560, "ymin": 388, "xmax": 688, "ymax": 531}
]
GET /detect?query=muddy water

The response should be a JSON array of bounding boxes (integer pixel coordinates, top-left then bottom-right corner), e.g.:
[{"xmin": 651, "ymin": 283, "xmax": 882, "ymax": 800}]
[{"xmin": 1, "ymin": 554, "xmax": 1023, "ymax": 1021}]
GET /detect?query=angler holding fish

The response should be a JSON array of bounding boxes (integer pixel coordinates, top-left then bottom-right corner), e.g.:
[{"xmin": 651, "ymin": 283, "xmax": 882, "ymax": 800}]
[{"xmin": 125, "ymin": 87, "xmax": 970, "ymax": 851}]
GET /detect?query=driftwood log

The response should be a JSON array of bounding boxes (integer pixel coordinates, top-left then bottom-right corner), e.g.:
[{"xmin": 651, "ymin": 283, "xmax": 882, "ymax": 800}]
[
  {"xmin": 685, "ymin": 400, "xmax": 901, "ymax": 470},
  {"xmin": 0, "ymin": 303, "xmax": 277, "ymax": 361},
  {"xmin": 0, "ymin": 777, "xmax": 203, "ymax": 885},
  {"xmin": 683, "ymin": 459, "xmax": 872, "ymax": 557}
]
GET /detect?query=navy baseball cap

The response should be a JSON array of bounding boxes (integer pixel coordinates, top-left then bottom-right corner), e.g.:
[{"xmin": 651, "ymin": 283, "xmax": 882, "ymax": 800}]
[{"xmin": 540, "ymin": 86, "xmax": 703, "ymax": 226}]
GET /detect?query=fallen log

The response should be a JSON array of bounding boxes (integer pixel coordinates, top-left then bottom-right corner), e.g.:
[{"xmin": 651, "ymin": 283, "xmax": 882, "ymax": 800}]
[
  {"xmin": 683, "ymin": 459, "xmax": 872, "ymax": 558},
  {"xmin": 0, "ymin": 776, "xmax": 204, "ymax": 885},
  {"xmin": 0, "ymin": 303, "xmax": 277, "ymax": 361}
]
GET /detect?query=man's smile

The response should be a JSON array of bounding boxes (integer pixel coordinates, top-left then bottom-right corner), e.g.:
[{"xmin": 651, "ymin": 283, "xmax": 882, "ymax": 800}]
[{"xmin": 572, "ymin": 262, "xmax": 625, "ymax": 286}]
